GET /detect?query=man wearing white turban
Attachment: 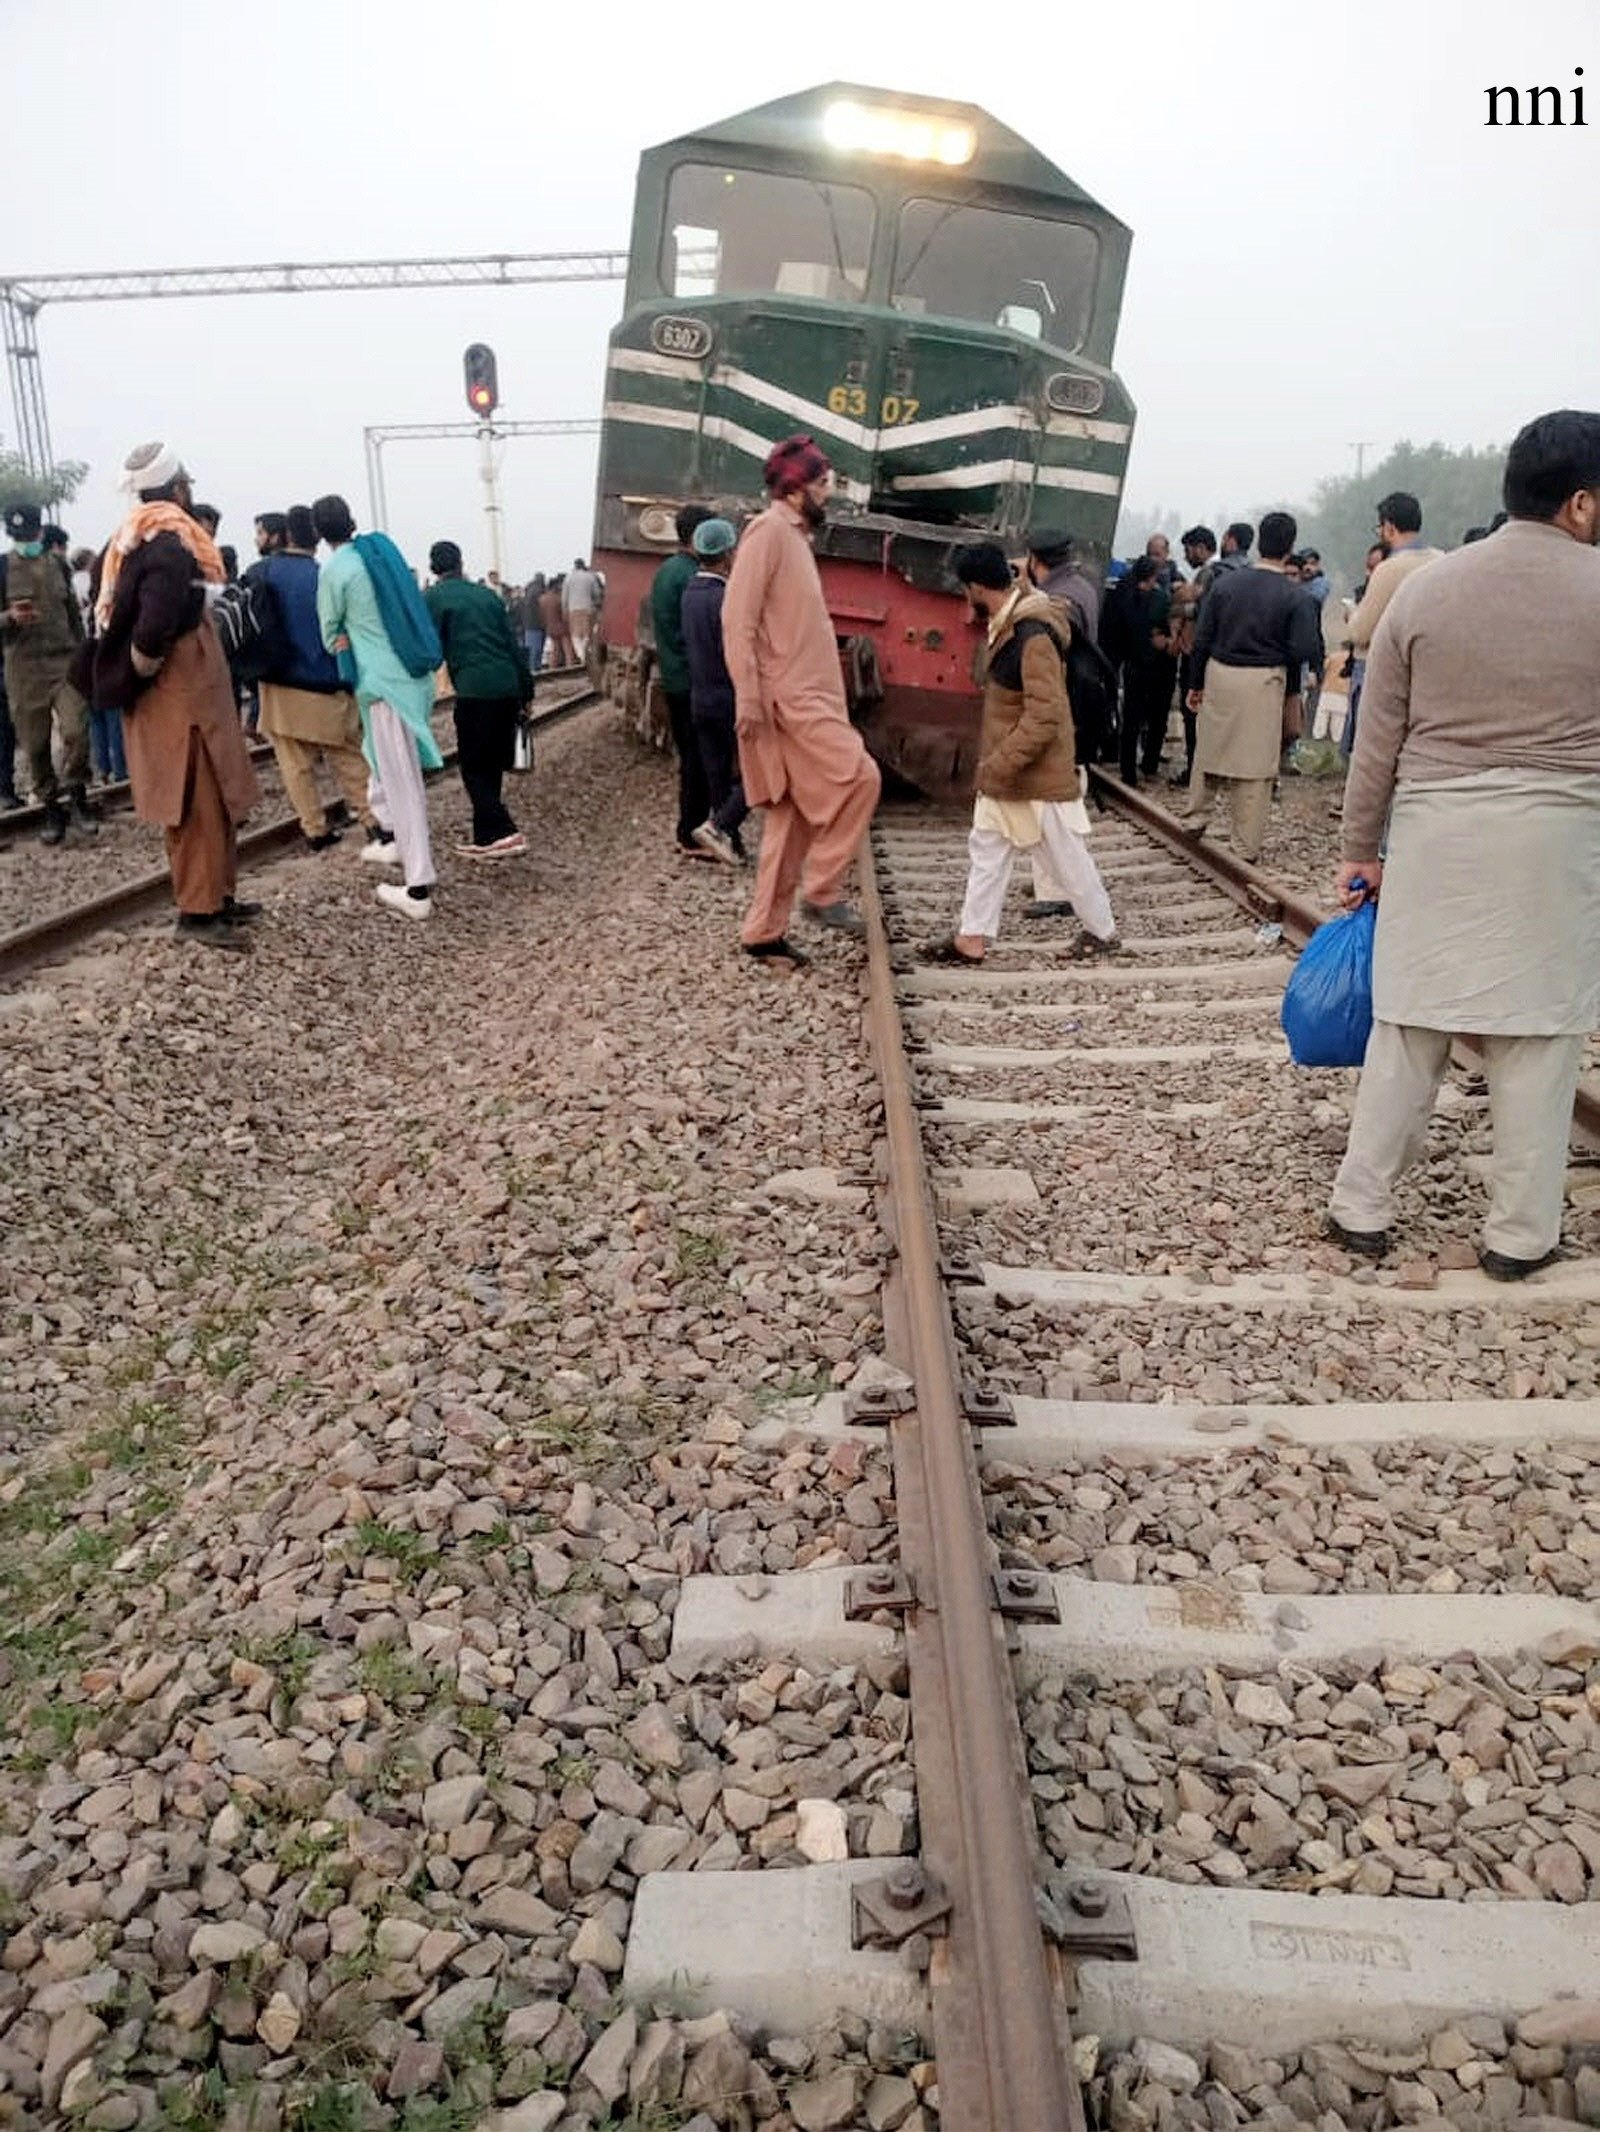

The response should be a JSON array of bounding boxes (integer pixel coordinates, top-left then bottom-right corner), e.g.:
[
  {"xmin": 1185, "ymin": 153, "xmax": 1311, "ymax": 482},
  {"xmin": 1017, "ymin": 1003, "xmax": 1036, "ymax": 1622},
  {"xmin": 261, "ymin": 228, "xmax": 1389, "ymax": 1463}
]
[{"xmin": 88, "ymin": 443, "xmax": 261, "ymax": 947}]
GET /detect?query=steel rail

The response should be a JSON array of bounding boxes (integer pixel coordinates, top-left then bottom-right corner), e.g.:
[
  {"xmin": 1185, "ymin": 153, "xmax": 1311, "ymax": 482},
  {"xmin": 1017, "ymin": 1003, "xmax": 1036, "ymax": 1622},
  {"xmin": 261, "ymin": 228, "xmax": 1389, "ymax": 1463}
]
[
  {"xmin": 0, "ymin": 668, "xmax": 592, "ymax": 848},
  {"xmin": 0, "ymin": 688, "xmax": 597, "ymax": 985},
  {"xmin": 1089, "ymin": 767, "xmax": 1600, "ymax": 1144},
  {"xmin": 859, "ymin": 831, "xmax": 1083, "ymax": 2132}
]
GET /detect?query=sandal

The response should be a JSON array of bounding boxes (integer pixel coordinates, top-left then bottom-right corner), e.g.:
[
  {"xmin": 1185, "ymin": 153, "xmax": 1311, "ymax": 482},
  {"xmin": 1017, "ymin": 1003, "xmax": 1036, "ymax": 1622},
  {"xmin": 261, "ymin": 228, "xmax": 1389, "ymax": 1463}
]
[
  {"xmin": 921, "ymin": 935, "xmax": 985, "ymax": 966},
  {"xmin": 743, "ymin": 937, "xmax": 810, "ymax": 969},
  {"xmin": 1063, "ymin": 931, "xmax": 1121, "ymax": 960}
]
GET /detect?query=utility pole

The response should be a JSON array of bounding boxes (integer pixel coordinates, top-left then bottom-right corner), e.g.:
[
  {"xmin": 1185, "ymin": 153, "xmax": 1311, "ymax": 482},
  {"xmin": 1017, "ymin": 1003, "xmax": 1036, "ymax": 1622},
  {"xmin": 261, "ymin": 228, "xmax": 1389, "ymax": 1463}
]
[
  {"xmin": 1348, "ymin": 441, "xmax": 1375, "ymax": 482},
  {"xmin": 478, "ymin": 421, "xmax": 505, "ymax": 581}
]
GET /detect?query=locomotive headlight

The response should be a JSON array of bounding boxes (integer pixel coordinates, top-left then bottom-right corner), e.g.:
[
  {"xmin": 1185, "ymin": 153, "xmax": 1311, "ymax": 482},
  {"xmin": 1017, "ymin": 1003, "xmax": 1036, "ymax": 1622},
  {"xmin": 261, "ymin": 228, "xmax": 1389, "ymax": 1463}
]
[{"xmin": 823, "ymin": 100, "xmax": 977, "ymax": 167}]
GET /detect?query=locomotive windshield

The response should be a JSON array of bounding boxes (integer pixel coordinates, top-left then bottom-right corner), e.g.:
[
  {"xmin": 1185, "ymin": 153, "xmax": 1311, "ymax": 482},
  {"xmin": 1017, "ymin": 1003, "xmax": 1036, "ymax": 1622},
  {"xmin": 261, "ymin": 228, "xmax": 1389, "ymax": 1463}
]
[
  {"xmin": 891, "ymin": 199, "xmax": 1098, "ymax": 348},
  {"xmin": 662, "ymin": 163, "xmax": 875, "ymax": 303}
]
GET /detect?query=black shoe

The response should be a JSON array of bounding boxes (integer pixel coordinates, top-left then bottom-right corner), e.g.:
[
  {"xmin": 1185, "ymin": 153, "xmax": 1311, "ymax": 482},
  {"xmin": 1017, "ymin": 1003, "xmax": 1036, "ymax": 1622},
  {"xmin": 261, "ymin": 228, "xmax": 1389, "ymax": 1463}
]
[
  {"xmin": 221, "ymin": 897, "xmax": 263, "ymax": 925},
  {"xmin": 68, "ymin": 787, "xmax": 101, "ymax": 833},
  {"xmin": 1479, "ymin": 1244, "xmax": 1565, "ymax": 1283},
  {"xmin": 306, "ymin": 829, "xmax": 341, "ymax": 852},
  {"xmin": 0, "ymin": 791, "xmax": 22, "ymax": 812},
  {"xmin": 39, "ymin": 803, "xmax": 67, "ymax": 846},
  {"xmin": 799, "ymin": 899, "xmax": 866, "ymax": 936},
  {"xmin": 1023, "ymin": 900, "xmax": 1076, "ymax": 920},
  {"xmin": 1325, "ymin": 1216, "xmax": 1389, "ymax": 1259},
  {"xmin": 743, "ymin": 937, "xmax": 809, "ymax": 970},
  {"xmin": 176, "ymin": 913, "xmax": 249, "ymax": 951}
]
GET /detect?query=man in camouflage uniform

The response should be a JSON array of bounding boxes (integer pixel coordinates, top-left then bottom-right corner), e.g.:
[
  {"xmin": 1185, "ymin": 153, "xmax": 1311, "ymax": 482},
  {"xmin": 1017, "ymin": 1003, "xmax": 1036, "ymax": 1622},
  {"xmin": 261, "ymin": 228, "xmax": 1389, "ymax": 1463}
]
[{"xmin": 1, "ymin": 501, "xmax": 96, "ymax": 842}]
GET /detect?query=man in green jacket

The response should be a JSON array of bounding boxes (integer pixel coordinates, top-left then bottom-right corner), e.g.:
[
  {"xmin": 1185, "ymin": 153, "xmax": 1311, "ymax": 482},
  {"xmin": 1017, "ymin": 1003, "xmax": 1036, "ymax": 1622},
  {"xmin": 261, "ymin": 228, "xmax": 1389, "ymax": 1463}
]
[
  {"xmin": 424, "ymin": 542, "xmax": 534, "ymax": 857},
  {"xmin": 650, "ymin": 503, "xmax": 714, "ymax": 859}
]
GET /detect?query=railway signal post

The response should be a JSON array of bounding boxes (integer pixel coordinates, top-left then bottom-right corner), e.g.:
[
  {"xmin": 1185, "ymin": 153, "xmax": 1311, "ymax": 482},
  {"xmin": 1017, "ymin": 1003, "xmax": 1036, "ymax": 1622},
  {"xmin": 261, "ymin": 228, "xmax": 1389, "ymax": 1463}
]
[{"xmin": 463, "ymin": 342, "xmax": 506, "ymax": 581}]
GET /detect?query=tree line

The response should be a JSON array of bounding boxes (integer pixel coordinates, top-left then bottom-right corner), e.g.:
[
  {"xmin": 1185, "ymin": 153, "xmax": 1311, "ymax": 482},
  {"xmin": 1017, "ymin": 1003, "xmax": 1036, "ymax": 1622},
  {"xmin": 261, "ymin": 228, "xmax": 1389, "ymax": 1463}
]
[{"xmin": 1121, "ymin": 439, "xmax": 1508, "ymax": 587}]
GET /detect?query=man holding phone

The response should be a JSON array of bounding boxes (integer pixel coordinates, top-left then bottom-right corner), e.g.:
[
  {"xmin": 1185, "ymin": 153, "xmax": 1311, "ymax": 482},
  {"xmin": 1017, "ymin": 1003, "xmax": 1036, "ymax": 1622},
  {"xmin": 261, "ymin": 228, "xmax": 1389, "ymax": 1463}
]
[{"xmin": 1, "ymin": 501, "xmax": 96, "ymax": 843}]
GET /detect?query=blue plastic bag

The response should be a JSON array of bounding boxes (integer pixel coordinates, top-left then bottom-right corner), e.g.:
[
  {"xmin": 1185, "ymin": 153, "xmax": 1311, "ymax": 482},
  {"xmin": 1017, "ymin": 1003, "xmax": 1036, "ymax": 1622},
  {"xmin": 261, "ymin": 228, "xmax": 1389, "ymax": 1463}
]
[{"xmin": 1281, "ymin": 902, "xmax": 1376, "ymax": 1067}]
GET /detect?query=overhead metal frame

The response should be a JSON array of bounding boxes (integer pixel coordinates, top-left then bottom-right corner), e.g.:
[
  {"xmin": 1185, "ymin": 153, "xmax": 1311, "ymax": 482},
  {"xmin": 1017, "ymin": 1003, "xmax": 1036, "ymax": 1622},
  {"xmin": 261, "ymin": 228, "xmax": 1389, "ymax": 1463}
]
[
  {"xmin": 2, "ymin": 290, "xmax": 53, "ymax": 477},
  {"xmin": 362, "ymin": 418, "xmax": 601, "ymax": 533},
  {"xmin": 0, "ymin": 250, "xmax": 626, "ymax": 479}
]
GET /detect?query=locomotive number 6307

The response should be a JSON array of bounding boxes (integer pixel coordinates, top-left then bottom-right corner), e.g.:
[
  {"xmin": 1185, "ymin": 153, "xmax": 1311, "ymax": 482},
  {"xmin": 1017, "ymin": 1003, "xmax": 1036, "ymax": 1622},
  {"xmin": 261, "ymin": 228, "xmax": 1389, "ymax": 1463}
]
[{"xmin": 826, "ymin": 385, "xmax": 921, "ymax": 425}]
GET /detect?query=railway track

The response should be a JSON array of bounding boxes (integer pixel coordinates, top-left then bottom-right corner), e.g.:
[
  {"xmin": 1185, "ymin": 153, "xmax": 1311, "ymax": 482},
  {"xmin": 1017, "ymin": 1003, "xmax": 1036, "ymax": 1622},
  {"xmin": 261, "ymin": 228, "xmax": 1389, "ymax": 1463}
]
[
  {"xmin": 0, "ymin": 666, "xmax": 593, "ymax": 850},
  {"xmin": 624, "ymin": 780, "xmax": 1600, "ymax": 2130},
  {"xmin": 0, "ymin": 682, "xmax": 597, "ymax": 983}
]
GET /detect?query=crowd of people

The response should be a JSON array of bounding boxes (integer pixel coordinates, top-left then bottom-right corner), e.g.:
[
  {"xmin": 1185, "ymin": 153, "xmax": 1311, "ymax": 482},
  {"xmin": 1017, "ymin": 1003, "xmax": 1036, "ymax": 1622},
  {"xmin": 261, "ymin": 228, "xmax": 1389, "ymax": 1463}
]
[
  {"xmin": 0, "ymin": 444, "xmax": 573, "ymax": 944},
  {"xmin": 6, "ymin": 407, "xmax": 1598, "ymax": 1292},
  {"xmin": 648, "ymin": 412, "xmax": 1599, "ymax": 1289}
]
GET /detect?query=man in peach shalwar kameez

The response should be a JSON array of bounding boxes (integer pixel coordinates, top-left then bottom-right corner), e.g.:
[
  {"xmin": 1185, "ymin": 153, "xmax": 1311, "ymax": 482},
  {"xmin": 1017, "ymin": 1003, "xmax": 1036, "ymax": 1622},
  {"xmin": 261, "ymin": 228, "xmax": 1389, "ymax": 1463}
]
[{"xmin": 722, "ymin": 435, "xmax": 881, "ymax": 968}]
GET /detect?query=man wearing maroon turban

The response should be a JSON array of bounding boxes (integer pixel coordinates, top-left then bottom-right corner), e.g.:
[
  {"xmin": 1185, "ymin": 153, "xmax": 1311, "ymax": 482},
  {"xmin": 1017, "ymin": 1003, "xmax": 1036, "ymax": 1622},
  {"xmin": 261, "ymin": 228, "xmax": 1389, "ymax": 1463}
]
[{"xmin": 721, "ymin": 434, "xmax": 881, "ymax": 966}]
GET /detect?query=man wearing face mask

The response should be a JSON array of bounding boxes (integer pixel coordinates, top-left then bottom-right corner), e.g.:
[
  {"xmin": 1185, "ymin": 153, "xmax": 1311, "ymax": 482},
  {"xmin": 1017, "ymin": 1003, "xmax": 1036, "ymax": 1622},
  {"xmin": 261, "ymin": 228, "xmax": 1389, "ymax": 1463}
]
[
  {"xmin": 1, "ymin": 501, "xmax": 96, "ymax": 842},
  {"xmin": 721, "ymin": 434, "xmax": 881, "ymax": 968}
]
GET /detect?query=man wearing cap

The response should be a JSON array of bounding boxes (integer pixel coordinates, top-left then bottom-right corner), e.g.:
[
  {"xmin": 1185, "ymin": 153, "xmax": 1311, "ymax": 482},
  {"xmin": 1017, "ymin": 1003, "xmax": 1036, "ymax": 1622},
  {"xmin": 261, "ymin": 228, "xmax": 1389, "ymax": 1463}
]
[
  {"xmin": 682, "ymin": 516, "xmax": 748, "ymax": 866},
  {"xmin": 90, "ymin": 443, "xmax": 260, "ymax": 946},
  {"xmin": 1, "ymin": 500, "xmax": 96, "ymax": 842},
  {"xmin": 721, "ymin": 435, "xmax": 881, "ymax": 966},
  {"xmin": 423, "ymin": 540, "xmax": 534, "ymax": 858},
  {"xmin": 649, "ymin": 503, "xmax": 714, "ymax": 860}
]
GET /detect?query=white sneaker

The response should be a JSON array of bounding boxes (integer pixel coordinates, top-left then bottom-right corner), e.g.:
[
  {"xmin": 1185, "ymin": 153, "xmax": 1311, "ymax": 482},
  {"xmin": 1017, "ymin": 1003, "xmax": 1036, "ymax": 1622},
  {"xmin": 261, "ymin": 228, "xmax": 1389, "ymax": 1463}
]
[
  {"xmin": 360, "ymin": 836, "xmax": 403, "ymax": 867},
  {"xmin": 376, "ymin": 883, "xmax": 432, "ymax": 920}
]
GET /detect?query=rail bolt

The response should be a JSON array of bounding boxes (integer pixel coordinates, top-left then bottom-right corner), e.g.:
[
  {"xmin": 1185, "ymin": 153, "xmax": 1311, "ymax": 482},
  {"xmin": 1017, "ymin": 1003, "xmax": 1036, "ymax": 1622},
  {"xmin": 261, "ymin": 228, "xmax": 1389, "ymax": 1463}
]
[
  {"xmin": 1068, "ymin": 1879, "xmax": 1109, "ymax": 1918},
  {"xmin": 884, "ymin": 1863, "xmax": 928, "ymax": 1910}
]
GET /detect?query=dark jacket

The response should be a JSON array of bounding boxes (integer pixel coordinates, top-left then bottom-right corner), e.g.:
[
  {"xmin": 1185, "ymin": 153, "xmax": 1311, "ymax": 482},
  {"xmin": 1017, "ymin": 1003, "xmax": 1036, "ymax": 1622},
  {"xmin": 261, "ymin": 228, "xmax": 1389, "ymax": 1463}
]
[
  {"xmin": 87, "ymin": 533, "xmax": 208, "ymax": 714},
  {"xmin": 244, "ymin": 550, "xmax": 343, "ymax": 693},
  {"xmin": 1117, "ymin": 582, "xmax": 1173, "ymax": 671},
  {"xmin": 649, "ymin": 551, "xmax": 697, "ymax": 697},
  {"xmin": 976, "ymin": 590, "xmax": 1079, "ymax": 801},
  {"xmin": 681, "ymin": 570, "xmax": 734, "ymax": 724},
  {"xmin": 1192, "ymin": 563, "xmax": 1324, "ymax": 691},
  {"xmin": 424, "ymin": 575, "xmax": 534, "ymax": 702}
]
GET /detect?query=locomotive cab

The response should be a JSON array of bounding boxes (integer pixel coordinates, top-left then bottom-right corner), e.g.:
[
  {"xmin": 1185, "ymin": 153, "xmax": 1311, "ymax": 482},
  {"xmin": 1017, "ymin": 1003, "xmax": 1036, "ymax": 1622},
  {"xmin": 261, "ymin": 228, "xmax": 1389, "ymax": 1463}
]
[{"xmin": 592, "ymin": 83, "xmax": 1134, "ymax": 796}]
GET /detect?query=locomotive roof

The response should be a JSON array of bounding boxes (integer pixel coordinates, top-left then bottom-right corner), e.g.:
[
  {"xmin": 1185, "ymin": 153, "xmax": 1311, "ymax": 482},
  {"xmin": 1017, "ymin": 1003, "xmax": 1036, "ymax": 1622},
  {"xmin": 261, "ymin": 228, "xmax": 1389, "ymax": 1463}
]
[{"xmin": 647, "ymin": 81, "xmax": 1128, "ymax": 232}]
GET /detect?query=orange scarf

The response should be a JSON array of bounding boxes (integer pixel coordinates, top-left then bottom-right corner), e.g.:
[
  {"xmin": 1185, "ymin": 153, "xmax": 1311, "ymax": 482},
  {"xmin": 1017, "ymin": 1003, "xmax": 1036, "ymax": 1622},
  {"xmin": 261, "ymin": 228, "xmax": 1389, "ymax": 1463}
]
[{"xmin": 95, "ymin": 502, "xmax": 225, "ymax": 630}]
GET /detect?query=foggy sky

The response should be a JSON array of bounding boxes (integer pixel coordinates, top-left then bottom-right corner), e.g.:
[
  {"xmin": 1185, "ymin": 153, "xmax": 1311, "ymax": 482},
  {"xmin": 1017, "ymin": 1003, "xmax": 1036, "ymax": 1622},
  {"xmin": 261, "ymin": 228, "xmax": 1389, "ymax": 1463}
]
[{"xmin": 9, "ymin": 0, "xmax": 1594, "ymax": 577}]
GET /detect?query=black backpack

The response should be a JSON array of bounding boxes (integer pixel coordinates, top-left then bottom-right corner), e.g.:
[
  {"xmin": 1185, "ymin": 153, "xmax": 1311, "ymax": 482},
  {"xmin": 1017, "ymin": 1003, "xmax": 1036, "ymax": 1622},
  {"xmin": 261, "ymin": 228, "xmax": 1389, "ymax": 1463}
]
[{"xmin": 212, "ymin": 578, "xmax": 288, "ymax": 685}]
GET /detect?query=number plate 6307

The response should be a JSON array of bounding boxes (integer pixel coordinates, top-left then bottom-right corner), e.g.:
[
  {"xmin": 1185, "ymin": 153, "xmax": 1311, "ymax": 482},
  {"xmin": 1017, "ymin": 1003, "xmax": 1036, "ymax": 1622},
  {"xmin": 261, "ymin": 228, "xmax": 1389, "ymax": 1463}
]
[{"xmin": 650, "ymin": 315, "xmax": 714, "ymax": 359}]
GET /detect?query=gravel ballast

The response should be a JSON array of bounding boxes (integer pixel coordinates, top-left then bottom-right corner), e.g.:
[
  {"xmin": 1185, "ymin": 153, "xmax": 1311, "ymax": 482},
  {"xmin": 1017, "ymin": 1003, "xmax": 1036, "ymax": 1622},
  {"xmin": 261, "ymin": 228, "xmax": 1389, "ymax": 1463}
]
[{"xmin": 0, "ymin": 709, "xmax": 935, "ymax": 2129}]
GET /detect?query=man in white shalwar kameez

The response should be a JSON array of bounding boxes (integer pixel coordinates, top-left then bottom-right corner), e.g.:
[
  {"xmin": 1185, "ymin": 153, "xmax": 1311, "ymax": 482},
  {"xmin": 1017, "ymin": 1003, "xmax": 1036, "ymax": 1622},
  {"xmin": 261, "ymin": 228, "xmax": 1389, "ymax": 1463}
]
[
  {"xmin": 923, "ymin": 545, "xmax": 1116, "ymax": 966},
  {"xmin": 1327, "ymin": 408, "xmax": 1600, "ymax": 1279}
]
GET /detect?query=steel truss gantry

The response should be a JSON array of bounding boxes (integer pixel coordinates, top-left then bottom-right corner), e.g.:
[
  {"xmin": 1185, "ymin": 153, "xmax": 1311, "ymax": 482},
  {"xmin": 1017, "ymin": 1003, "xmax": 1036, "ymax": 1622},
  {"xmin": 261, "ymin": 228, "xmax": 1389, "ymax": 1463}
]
[
  {"xmin": 362, "ymin": 419, "xmax": 602, "ymax": 534},
  {"xmin": 0, "ymin": 251, "xmax": 627, "ymax": 478}
]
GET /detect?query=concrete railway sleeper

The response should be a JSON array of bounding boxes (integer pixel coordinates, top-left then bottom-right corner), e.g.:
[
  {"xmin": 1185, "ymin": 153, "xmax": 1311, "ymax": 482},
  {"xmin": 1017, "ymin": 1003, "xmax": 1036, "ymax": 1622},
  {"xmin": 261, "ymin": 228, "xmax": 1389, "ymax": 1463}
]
[{"xmin": 752, "ymin": 794, "xmax": 1600, "ymax": 2130}]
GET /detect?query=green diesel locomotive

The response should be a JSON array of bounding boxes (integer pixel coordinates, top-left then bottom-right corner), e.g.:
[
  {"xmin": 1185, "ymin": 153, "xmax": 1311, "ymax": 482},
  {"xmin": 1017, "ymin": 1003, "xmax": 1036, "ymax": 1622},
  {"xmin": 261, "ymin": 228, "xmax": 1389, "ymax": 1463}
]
[{"xmin": 592, "ymin": 81, "xmax": 1134, "ymax": 794}]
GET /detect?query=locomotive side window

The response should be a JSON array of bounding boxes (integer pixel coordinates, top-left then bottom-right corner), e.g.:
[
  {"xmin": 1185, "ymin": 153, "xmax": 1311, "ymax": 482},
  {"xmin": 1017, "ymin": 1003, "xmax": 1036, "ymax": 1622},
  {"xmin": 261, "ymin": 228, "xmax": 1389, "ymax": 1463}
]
[
  {"xmin": 891, "ymin": 200, "xmax": 1099, "ymax": 350},
  {"xmin": 662, "ymin": 164, "xmax": 875, "ymax": 303}
]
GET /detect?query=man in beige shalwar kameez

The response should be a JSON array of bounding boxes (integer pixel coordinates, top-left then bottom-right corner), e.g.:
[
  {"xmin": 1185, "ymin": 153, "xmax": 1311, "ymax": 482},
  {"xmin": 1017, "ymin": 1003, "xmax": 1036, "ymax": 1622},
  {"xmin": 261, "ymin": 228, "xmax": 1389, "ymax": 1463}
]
[
  {"xmin": 722, "ymin": 435, "xmax": 881, "ymax": 968},
  {"xmin": 245, "ymin": 508, "xmax": 378, "ymax": 852},
  {"xmin": 1185, "ymin": 510, "xmax": 1323, "ymax": 859},
  {"xmin": 1328, "ymin": 408, "xmax": 1600, "ymax": 1279}
]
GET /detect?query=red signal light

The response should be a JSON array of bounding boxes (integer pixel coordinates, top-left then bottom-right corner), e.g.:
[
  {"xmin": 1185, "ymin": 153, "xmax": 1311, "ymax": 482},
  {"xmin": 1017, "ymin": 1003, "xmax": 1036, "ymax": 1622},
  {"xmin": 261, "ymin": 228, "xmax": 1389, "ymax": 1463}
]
[{"xmin": 463, "ymin": 342, "xmax": 500, "ymax": 419}]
